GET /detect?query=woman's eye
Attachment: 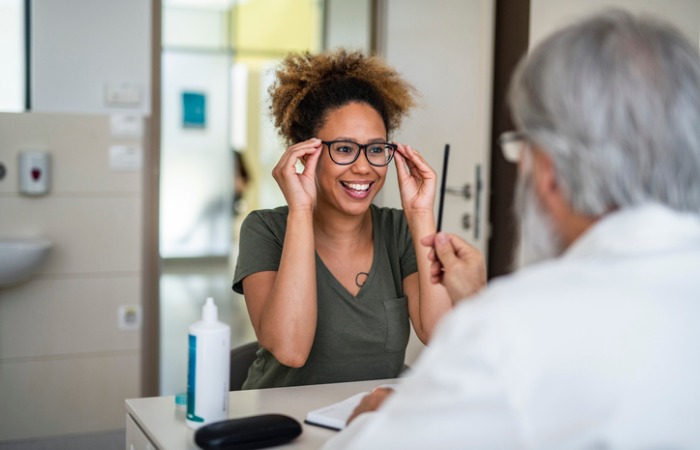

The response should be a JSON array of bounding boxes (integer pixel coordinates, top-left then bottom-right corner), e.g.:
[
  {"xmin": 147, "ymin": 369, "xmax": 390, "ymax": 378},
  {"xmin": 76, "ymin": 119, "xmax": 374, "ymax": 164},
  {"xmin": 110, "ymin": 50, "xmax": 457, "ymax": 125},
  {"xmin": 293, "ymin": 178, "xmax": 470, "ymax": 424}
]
[
  {"xmin": 335, "ymin": 145, "xmax": 354, "ymax": 153},
  {"xmin": 368, "ymin": 145, "xmax": 385, "ymax": 154}
]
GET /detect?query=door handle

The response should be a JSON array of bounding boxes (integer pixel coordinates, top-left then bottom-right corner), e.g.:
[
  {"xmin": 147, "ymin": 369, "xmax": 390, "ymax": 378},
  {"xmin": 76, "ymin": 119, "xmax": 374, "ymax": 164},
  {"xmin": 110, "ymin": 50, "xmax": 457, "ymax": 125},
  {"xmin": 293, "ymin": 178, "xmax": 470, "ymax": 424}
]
[
  {"xmin": 444, "ymin": 184, "xmax": 473, "ymax": 231},
  {"xmin": 462, "ymin": 213, "xmax": 471, "ymax": 230},
  {"xmin": 444, "ymin": 184, "xmax": 472, "ymax": 200},
  {"xmin": 474, "ymin": 164, "xmax": 483, "ymax": 240}
]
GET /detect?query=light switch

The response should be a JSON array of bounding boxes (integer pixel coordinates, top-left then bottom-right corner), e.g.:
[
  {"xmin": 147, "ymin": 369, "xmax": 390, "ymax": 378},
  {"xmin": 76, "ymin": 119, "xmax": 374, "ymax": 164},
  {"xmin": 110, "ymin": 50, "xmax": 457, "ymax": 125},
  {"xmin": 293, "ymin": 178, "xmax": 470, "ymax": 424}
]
[
  {"xmin": 105, "ymin": 83, "xmax": 142, "ymax": 106},
  {"xmin": 19, "ymin": 151, "xmax": 50, "ymax": 196},
  {"xmin": 109, "ymin": 145, "xmax": 142, "ymax": 171},
  {"xmin": 110, "ymin": 114, "xmax": 144, "ymax": 138}
]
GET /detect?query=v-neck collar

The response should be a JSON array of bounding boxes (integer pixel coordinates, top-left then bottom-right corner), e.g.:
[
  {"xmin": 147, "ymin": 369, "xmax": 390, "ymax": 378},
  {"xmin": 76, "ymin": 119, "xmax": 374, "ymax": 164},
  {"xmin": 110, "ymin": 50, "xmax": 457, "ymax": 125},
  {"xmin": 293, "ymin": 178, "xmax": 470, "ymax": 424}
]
[{"xmin": 315, "ymin": 205, "xmax": 380, "ymax": 300}]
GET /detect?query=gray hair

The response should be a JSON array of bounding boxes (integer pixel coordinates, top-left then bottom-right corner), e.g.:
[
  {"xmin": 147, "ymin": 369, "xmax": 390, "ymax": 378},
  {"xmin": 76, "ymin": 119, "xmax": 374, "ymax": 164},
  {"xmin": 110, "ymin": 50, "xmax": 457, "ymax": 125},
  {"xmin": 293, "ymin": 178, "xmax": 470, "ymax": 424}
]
[{"xmin": 508, "ymin": 10, "xmax": 700, "ymax": 216}]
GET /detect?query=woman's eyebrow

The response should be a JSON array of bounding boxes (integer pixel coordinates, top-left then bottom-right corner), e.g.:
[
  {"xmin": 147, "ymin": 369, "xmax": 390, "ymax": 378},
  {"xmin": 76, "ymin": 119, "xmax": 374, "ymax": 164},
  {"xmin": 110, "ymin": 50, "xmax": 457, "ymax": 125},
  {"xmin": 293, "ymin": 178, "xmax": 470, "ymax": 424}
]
[{"xmin": 332, "ymin": 137, "xmax": 388, "ymax": 143}]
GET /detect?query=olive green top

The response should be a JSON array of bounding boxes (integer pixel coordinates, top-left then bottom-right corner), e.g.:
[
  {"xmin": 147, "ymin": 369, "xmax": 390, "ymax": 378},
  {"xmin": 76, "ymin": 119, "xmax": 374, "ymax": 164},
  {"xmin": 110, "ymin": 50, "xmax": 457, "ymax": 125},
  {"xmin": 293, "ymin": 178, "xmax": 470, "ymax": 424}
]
[{"xmin": 233, "ymin": 204, "xmax": 417, "ymax": 389}]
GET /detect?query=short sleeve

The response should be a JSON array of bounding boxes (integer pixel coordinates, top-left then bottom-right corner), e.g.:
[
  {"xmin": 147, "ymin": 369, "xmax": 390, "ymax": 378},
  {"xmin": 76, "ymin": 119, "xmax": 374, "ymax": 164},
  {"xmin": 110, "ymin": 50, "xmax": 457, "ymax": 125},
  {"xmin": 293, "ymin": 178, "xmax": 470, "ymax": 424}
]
[
  {"xmin": 394, "ymin": 209, "xmax": 418, "ymax": 279},
  {"xmin": 373, "ymin": 206, "xmax": 417, "ymax": 283},
  {"xmin": 232, "ymin": 208, "xmax": 288, "ymax": 294}
]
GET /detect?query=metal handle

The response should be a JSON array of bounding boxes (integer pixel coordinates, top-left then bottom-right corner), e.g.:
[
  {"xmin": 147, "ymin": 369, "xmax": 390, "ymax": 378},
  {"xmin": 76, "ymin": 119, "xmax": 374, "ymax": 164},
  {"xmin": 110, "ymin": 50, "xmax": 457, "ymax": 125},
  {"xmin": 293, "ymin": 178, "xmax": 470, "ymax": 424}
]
[
  {"xmin": 444, "ymin": 183, "xmax": 472, "ymax": 200},
  {"xmin": 462, "ymin": 213, "xmax": 471, "ymax": 230},
  {"xmin": 474, "ymin": 165, "xmax": 483, "ymax": 240},
  {"xmin": 444, "ymin": 176, "xmax": 481, "ymax": 237}
]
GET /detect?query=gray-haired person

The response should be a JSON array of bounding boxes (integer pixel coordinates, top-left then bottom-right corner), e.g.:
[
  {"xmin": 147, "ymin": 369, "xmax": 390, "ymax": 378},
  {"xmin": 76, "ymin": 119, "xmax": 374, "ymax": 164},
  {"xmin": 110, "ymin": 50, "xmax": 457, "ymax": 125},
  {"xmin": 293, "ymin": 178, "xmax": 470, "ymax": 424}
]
[{"xmin": 324, "ymin": 10, "xmax": 700, "ymax": 449}]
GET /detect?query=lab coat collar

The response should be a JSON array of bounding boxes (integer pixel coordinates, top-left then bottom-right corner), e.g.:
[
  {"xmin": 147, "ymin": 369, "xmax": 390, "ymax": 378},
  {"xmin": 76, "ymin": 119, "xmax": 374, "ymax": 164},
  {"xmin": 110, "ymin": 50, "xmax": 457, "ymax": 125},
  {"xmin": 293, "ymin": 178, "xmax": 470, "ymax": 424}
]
[{"xmin": 562, "ymin": 203, "xmax": 700, "ymax": 260}]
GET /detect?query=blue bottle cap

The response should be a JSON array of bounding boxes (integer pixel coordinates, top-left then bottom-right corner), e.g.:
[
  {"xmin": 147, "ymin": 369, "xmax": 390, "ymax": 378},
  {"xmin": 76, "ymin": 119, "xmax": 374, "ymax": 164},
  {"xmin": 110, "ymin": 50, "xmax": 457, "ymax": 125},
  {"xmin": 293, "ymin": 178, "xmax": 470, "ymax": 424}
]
[{"xmin": 175, "ymin": 392, "xmax": 187, "ymax": 407}]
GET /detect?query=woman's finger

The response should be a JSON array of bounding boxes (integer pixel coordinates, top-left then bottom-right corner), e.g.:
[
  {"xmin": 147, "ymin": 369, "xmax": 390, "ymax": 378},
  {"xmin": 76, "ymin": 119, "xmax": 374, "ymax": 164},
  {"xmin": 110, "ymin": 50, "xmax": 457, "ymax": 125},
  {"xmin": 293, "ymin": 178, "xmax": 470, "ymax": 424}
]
[
  {"xmin": 404, "ymin": 145, "xmax": 435, "ymax": 176},
  {"xmin": 276, "ymin": 139, "xmax": 321, "ymax": 172},
  {"xmin": 393, "ymin": 146, "xmax": 411, "ymax": 183},
  {"xmin": 301, "ymin": 142, "xmax": 323, "ymax": 176},
  {"xmin": 395, "ymin": 142, "xmax": 427, "ymax": 182},
  {"xmin": 286, "ymin": 138, "xmax": 321, "ymax": 158}
]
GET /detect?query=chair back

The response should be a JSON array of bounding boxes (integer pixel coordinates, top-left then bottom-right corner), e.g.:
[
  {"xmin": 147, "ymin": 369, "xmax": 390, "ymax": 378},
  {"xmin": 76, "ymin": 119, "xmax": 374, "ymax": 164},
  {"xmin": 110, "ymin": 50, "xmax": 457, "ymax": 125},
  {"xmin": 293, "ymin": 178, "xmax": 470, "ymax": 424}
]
[{"xmin": 229, "ymin": 341, "xmax": 259, "ymax": 391}]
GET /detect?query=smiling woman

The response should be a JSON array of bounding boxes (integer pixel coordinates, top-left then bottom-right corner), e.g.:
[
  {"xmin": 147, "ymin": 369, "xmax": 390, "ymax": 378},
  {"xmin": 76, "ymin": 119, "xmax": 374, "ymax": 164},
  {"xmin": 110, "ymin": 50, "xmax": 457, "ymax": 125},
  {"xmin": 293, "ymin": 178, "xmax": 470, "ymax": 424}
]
[{"xmin": 231, "ymin": 49, "xmax": 474, "ymax": 389}]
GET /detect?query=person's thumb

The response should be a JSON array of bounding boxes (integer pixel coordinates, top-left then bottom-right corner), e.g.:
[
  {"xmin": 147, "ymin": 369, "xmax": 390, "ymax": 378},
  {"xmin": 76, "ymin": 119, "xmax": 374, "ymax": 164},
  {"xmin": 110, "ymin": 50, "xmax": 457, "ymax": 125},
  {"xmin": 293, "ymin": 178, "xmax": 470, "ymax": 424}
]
[{"xmin": 434, "ymin": 233, "xmax": 457, "ymax": 265}]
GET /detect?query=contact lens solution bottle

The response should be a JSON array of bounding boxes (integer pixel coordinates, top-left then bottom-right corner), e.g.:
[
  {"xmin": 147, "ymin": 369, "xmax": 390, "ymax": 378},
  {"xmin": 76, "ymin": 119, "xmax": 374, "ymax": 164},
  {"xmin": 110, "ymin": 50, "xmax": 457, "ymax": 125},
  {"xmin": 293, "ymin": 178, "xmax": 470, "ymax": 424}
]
[{"xmin": 186, "ymin": 297, "xmax": 231, "ymax": 429}]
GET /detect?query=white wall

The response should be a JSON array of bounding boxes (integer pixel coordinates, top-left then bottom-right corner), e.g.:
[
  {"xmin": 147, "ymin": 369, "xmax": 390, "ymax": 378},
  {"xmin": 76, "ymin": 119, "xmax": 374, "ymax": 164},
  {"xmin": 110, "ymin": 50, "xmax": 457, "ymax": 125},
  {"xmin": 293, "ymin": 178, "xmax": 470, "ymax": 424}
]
[
  {"xmin": 163, "ymin": 7, "xmax": 229, "ymax": 50},
  {"xmin": 159, "ymin": 51, "xmax": 232, "ymax": 258},
  {"xmin": 160, "ymin": 7, "xmax": 232, "ymax": 258},
  {"xmin": 324, "ymin": 0, "xmax": 372, "ymax": 51},
  {"xmin": 0, "ymin": 113, "xmax": 143, "ymax": 441},
  {"xmin": 31, "ymin": 0, "xmax": 151, "ymax": 115},
  {"xmin": 0, "ymin": 0, "xmax": 151, "ymax": 442},
  {"xmin": 530, "ymin": 0, "xmax": 700, "ymax": 50}
]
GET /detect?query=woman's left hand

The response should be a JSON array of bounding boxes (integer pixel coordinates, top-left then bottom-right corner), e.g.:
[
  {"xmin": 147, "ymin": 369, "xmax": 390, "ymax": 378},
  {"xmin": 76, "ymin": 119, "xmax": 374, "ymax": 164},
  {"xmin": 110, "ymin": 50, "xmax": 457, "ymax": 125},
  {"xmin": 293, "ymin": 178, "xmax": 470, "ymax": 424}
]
[{"xmin": 393, "ymin": 142, "xmax": 437, "ymax": 215}]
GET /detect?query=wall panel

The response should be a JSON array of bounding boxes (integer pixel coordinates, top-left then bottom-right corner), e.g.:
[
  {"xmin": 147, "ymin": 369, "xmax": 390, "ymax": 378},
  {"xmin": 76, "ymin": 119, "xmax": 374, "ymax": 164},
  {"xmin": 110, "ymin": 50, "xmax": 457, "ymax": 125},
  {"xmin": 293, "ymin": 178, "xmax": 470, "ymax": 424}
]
[
  {"xmin": 0, "ymin": 353, "xmax": 139, "ymax": 441},
  {"xmin": 0, "ymin": 112, "xmax": 143, "ymax": 441}
]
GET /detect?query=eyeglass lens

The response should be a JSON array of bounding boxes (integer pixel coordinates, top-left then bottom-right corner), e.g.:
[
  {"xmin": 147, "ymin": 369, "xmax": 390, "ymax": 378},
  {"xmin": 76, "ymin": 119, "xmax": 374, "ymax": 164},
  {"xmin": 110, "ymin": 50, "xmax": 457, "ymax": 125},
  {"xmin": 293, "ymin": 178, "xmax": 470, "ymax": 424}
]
[
  {"xmin": 499, "ymin": 132, "xmax": 525, "ymax": 163},
  {"xmin": 328, "ymin": 141, "xmax": 394, "ymax": 166}
]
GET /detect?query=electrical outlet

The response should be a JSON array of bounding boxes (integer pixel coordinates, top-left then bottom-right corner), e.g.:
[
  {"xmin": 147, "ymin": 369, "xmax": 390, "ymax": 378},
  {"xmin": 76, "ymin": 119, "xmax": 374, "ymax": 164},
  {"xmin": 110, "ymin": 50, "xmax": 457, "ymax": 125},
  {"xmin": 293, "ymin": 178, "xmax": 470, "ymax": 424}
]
[{"xmin": 118, "ymin": 305, "xmax": 142, "ymax": 331}]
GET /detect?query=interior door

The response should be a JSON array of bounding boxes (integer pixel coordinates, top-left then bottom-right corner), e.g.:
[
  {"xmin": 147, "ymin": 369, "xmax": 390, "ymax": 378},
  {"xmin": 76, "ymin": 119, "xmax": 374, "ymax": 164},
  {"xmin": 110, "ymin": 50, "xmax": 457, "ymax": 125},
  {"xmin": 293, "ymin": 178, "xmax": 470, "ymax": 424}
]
[
  {"xmin": 377, "ymin": 0, "xmax": 495, "ymax": 255},
  {"xmin": 376, "ymin": 0, "xmax": 495, "ymax": 363}
]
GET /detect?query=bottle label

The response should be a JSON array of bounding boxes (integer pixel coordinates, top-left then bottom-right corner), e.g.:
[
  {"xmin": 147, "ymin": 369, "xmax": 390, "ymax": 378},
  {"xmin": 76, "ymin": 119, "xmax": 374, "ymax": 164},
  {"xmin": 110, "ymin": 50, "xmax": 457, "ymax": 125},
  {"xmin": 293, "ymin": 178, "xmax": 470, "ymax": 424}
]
[{"xmin": 186, "ymin": 334, "xmax": 204, "ymax": 423}]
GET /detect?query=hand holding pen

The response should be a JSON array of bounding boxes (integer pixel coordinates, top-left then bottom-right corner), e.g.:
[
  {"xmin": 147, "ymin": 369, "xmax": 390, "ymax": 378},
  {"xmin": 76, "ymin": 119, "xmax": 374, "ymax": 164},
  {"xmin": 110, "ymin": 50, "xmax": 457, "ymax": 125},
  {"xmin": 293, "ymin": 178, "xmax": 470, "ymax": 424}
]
[
  {"xmin": 420, "ymin": 232, "xmax": 486, "ymax": 303},
  {"xmin": 422, "ymin": 143, "xmax": 486, "ymax": 303}
]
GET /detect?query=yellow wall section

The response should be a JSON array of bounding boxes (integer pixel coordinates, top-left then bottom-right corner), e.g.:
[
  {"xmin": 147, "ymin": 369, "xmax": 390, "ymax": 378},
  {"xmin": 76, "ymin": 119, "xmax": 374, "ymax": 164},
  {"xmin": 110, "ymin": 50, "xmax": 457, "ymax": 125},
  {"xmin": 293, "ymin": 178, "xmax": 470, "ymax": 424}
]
[
  {"xmin": 231, "ymin": 0, "xmax": 322, "ymax": 53},
  {"xmin": 228, "ymin": 0, "xmax": 322, "ymax": 214}
]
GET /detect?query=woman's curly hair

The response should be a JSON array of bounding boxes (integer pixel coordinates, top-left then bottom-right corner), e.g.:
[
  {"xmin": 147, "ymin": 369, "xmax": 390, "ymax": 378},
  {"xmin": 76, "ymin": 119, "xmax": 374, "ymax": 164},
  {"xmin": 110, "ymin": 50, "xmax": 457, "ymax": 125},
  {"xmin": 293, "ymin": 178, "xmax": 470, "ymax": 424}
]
[{"xmin": 269, "ymin": 49, "xmax": 418, "ymax": 145}]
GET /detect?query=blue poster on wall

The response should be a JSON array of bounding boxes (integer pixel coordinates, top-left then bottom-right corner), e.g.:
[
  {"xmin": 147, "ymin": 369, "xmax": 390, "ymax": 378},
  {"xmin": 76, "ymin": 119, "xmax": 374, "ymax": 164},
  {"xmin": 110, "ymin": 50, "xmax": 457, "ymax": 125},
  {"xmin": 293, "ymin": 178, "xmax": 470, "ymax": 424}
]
[{"xmin": 182, "ymin": 91, "xmax": 206, "ymax": 128}]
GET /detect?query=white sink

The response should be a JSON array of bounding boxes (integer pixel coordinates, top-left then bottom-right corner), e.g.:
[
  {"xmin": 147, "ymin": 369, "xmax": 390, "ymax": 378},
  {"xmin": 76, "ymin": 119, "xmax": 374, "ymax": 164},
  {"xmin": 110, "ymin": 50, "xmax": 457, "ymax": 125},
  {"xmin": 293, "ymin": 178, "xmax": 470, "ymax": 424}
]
[{"xmin": 0, "ymin": 238, "xmax": 53, "ymax": 287}]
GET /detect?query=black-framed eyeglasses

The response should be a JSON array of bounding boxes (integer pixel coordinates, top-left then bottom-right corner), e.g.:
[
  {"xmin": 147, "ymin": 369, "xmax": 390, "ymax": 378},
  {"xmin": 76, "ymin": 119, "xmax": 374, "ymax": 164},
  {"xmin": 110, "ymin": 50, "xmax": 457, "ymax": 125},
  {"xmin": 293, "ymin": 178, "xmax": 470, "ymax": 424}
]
[
  {"xmin": 322, "ymin": 140, "xmax": 397, "ymax": 167},
  {"xmin": 498, "ymin": 131, "xmax": 529, "ymax": 163}
]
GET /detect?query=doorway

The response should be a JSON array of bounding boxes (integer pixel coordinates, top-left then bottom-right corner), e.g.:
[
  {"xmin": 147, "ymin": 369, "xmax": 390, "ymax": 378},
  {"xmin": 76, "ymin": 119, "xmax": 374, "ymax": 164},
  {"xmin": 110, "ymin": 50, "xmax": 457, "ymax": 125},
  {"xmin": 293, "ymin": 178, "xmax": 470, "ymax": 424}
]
[{"xmin": 157, "ymin": 0, "xmax": 373, "ymax": 395}]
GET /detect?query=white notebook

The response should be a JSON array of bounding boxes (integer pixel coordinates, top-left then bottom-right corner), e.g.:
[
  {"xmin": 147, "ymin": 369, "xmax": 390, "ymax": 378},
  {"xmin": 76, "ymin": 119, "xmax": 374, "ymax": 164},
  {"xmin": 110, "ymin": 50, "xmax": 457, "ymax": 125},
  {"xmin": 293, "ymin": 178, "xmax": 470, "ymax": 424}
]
[
  {"xmin": 305, "ymin": 385, "xmax": 397, "ymax": 431},
  {"xmin": 305, "ymin": 392, "xmax": 367, "ymax": 430}
]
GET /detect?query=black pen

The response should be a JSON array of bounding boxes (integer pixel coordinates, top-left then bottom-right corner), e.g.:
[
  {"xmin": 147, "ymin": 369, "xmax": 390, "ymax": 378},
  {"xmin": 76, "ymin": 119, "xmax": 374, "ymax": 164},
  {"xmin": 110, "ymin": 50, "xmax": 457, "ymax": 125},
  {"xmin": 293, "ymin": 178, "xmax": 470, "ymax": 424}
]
[{"xmin": 436, "ymin": 144, "xmax": 450, "ymax": 232}]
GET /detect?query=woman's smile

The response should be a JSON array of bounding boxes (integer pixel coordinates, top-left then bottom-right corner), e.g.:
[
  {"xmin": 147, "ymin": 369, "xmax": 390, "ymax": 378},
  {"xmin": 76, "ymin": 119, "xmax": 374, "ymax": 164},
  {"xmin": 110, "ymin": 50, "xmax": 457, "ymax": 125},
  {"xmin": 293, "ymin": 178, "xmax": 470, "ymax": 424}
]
[{"xmin": 341, "ymin": 180, "xmax": 374, "ymax": 199}]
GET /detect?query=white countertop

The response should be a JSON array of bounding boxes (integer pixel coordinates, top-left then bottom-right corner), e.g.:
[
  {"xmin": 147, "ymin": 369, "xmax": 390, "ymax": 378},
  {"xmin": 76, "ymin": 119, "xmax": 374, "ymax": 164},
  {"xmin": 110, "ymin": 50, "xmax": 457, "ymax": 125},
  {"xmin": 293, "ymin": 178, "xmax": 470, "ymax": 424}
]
[{"xmin": 126, "ymin": 378, "xmax": 398, "ymax": 450}]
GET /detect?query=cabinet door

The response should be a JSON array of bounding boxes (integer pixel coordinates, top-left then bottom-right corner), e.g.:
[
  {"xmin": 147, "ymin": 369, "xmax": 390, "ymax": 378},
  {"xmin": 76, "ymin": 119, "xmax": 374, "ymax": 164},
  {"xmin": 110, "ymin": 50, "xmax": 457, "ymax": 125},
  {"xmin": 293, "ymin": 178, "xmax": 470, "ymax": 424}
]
[{"xmin": 126, "ymin": 414, "xmax": 157, "ymax": 450}]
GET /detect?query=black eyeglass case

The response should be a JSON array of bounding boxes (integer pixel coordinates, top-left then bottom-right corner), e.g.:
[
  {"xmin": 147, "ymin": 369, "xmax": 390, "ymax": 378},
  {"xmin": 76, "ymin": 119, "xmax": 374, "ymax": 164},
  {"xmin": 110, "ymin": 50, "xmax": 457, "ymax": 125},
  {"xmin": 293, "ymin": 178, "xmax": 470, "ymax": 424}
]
[{"xmin": 194, "ymin": 414, "xmax": 302, "ymax": 450}]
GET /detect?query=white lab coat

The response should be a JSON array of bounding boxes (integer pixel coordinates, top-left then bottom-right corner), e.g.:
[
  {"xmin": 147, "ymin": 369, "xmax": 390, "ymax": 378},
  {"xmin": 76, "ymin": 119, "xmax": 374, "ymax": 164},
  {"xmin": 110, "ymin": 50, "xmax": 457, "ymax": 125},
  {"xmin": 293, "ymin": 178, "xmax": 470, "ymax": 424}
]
[{"xmin": 324, "ymin": 204, "xmax": 700, "ymax": 449}]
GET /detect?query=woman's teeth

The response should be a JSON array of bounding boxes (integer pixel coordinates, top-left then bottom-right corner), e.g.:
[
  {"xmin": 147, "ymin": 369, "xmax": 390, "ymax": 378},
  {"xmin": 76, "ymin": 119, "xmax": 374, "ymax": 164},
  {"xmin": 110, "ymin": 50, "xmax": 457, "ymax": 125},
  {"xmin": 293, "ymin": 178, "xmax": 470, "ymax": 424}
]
[{"xmin": 343, "ymin": 182, "xmax": 370, "ymax": 191}]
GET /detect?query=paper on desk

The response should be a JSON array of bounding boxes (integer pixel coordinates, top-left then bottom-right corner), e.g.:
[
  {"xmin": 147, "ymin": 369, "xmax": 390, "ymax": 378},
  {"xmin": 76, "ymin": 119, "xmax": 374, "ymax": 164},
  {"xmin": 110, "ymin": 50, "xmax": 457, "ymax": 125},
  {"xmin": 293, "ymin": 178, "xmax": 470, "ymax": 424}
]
[
  {"xmin": 305, "ymin": 392, "xmax": 367, "ymax": 430},
  {"xmin": 304, "ymin": 384, "xmax": 398, "ymax": 431}
]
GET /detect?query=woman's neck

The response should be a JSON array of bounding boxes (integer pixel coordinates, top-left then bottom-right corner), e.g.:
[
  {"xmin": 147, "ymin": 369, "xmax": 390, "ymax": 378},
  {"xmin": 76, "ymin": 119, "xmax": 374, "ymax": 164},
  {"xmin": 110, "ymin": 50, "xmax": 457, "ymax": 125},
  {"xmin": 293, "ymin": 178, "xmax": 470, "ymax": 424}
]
[{"xmin": 313, "ymin": 205, "xmax": 373, "ymax": 249}]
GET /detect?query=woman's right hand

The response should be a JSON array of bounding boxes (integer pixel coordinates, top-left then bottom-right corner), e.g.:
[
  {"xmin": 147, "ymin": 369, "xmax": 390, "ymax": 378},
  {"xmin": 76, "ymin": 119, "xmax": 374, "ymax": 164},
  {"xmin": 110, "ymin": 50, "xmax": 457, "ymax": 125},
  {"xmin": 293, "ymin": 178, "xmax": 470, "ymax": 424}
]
[{"xmin": 271, "ymin": 138, "xmax": 323, "ymax": 210}]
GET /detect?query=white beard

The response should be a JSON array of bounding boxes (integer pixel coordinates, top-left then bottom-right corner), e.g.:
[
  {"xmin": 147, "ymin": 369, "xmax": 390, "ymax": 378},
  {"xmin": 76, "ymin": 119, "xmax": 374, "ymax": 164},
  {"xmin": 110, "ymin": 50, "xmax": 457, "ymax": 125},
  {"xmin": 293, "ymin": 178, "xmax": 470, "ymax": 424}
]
[{"xmin": 514, "ymin": 171, "xmax": 565, "ymax": 269}]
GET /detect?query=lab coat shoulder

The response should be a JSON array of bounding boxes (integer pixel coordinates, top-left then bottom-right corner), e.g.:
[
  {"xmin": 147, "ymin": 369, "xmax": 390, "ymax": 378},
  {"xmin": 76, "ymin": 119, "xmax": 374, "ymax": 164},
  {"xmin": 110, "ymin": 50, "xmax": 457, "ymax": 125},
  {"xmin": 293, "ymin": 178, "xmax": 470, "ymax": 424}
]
[{"xmin": 322, "ymin": 287, "xmax": 528, "ymax": 450}]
